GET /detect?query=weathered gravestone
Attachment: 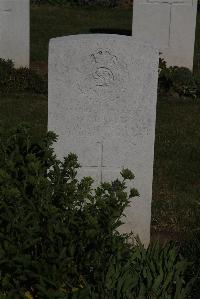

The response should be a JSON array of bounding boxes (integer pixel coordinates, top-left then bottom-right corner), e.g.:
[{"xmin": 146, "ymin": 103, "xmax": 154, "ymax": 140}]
[
  {"xmin": 0, "ymin": 0, "xmax": 30, "ymax": 68},
  {"xmin": 48, "ymin": 34, "xmax": 159, "ymax": 245},
  {"xmin": 132, "ymin": 0, "xmax": 198, "ymax": 70}
]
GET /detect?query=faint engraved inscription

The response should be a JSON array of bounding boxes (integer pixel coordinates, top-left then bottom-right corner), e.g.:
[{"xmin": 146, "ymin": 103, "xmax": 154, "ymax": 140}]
[{"xmin": 77, "ymin": 48, "xmax": 129, "ymax": 99}]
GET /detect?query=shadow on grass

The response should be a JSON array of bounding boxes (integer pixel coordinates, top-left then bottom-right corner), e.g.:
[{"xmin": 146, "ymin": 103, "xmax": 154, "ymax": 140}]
[{"xmin": 90, "ymin": 28, "xmax": 131, "ymax": 35}]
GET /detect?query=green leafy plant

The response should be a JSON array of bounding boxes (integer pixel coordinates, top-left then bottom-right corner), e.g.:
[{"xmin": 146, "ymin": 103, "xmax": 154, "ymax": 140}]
[
  {"xmin": 0, "ymin": 124, "xmax": 137, "ymax": 298},
  {"xmin": 158, "ymin": 58, "xmax": 200, "ymax": 98},
  {"xmin": 0, "ymin": 59, "xmax": 47, "ymax": 95},
  {"xmin": 0, "ymin": 125, "xmax": 193, "ymax": 298},
  {"xmin": 68, "ymin": 241, "xmax": 192, "ymax": 299},
  {"xmin": 100, "ymin": 241, "xmax": 191, "ymax": 298}
]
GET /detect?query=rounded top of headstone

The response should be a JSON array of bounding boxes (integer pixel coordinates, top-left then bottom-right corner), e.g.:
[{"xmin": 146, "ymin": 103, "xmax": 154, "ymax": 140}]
[{"xmin": 49, "ymin": 34, "xmax": 159, "ymax": 54}]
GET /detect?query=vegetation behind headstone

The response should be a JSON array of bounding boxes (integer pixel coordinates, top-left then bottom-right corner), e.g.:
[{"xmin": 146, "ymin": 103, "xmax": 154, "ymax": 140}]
[
  {"xmin": 1, "ymin": 58, "xmax": 200, "ymax": 99},
  {"xmin": 30, "ymin": 0, "xmax": 121, "ymax": 7},
  {"xmin": 0, "ymin": 59, "xmax": 47, "ymax": 95},
  {"xmin": 158, "ymin": 58, "xmax": 200, "ymax": 98}
]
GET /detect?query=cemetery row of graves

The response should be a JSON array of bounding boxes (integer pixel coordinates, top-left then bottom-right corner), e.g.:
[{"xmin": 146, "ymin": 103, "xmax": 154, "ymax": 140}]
[{"xmin": 0, "ymin": 1, "xmax": 200, "ymax": 298}]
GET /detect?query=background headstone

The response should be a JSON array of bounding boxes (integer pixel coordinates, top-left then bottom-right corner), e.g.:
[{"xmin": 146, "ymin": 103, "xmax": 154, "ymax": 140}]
[
  {"xmin": 48, "ymin": 34, "xmax": 159, "ymax": 246},
  {"xmin": 0, "ymin": 0, "xmax": 30, "ymax": 68},
  {"xmin": 132, "ymin": 0, "xmax": 198, "ymax": 70}
]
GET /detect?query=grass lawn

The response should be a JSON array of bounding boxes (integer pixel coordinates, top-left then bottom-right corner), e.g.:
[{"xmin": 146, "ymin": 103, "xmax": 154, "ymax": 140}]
[
  {"xmin": 0, "ymin": 4, "xmax": 200, "ymax": 239},
  {"xmin": 152, "ymin": 98, "xmax": 200, "ymax": 234},
  {"xmin": 30, "ymin": 4, "xmax": 132, "ymax": 64},
  {"xmin": 0, "ymin": 93, "xmax": 47, "ymax": 138}
]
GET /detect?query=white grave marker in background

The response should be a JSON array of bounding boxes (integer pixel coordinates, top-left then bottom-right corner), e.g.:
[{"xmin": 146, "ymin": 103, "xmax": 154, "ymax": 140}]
[
  {"xmin": 132, "ymin": 0, "xmax": 198, "ymax": 70},
  {"xmin": 0, "ymin": 0, "xmax": 30, "ymax": 68},
  {"xmin": 48, "ymin": 34, "xmax": 159, "ymax": 245}
]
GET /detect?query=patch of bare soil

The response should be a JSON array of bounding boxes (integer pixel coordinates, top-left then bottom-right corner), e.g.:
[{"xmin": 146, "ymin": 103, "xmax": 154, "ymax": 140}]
[
  {"xmin": 151, "ymin": 228, "xmax": 183, "ymax": 245},
  {"xmin": 30, "ymin": 61, "xmax": 48, "ymax": 76}
]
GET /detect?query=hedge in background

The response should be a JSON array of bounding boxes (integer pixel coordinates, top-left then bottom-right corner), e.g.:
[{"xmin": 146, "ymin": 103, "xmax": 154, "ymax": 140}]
[
  {"xmin": 31, "ymin": 0, "xmax": 120, "ymax": 7},
  {"xmin": 1, "ymin": 57, "xmax": 200, "ymax": 98},
  {"xmin": 0, "ymin": 59, "xmax": 47, "ymax": 95},
  {"xmin": 159, "ymin": 59, "xmax": 200, "ymax": 98}
]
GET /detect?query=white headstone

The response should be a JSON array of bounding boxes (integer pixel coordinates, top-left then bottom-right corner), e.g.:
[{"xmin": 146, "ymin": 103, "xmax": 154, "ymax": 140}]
[
  {"xmin": 0, "ymin": 0, "xmax": 30, "ymax": 68},
  {"xmin": 132, "ymin": 0, "xmax": 198, "ymax": 70},
  {"xmin": 48, "ymin": 34, "xmax": 159, "ymax": 246}
]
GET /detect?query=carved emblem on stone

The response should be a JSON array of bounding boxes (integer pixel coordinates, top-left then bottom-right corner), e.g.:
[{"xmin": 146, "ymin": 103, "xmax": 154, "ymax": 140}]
[
  {"xmin": 90, "ymin": 49, "xmax": 117, "ymax": 87},
  {"xmin": 76, "ymin": 48, "xmax": 129, "ymax": 99}
]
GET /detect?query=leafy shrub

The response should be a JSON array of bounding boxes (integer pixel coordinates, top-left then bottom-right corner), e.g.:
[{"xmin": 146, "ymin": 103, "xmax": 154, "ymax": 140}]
[
  {"xmin": 0, "ymin": 124, "xmax": 138, "ymax": 298},
  {"xmin": 0, "ymin": 125, "xmax": 193, "ymax": 298},
  {"xmin": 158, "ymin": 58, "xmax": 200, "ymax": 98},
  {"xmin": 79, "ymin": 241, "xmax": 192, "ymax": 299},
  {"xmin": 0, "ymin": 59, "xmax": 47, "ymax": 95}
]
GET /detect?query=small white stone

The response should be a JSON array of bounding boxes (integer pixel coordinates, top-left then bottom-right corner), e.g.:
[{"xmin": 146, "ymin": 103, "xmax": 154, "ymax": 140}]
[
  {"xmin": 0, "ymin": 0, "xmax": 30, "ymax": 67},
  {"xmin": 48, "ymin": 34, "xmax": 159, "ymax": 246}
]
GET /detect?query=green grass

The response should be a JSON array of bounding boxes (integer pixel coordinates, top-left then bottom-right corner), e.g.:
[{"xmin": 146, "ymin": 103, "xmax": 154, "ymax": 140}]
[
  {"xmin": 0, "ymin": 93, "xmax": 47, "ymax": 138},
  {"xmin": 30, "ymin": 4, "xmax": 132, "ymax": 62},
  {"xmin": 152, "ymin": 97, "xmax": 200, "ymax": 233},
  {"xmin": 0, "ymin": 4, "xmax": 200, "ymax": 238}
]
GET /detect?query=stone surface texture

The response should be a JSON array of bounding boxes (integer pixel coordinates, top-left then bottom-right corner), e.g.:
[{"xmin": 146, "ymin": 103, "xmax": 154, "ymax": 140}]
[
  {"xmin": 48, "ymin": 34, "xmax": 159, "ymax": 246},
  {"xmin": 0, "ymin": 0, "xmax": 30, "ymax": 67},
  {"xmin": 132, "ymin": 0, "xmax": 198, "ymax": 70}
]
